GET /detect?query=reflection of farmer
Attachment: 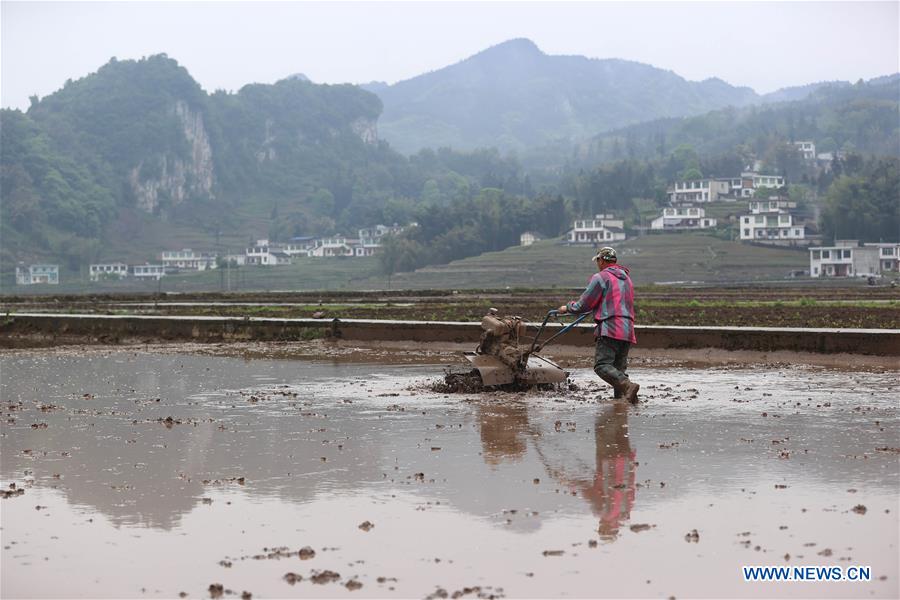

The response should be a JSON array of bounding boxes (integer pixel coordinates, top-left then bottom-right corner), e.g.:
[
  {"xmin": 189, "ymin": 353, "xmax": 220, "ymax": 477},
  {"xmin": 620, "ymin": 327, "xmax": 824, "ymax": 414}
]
[
  {"xmin": 536, "ymin": 403, "xmax": 636, "ymax": 540},
  {"xmin": 476, "ymin": 401, "xmax": 530, "ymax": 466}
]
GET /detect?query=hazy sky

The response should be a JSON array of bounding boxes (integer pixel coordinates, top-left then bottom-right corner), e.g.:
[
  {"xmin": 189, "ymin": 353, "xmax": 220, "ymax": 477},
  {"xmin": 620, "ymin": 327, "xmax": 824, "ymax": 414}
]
[{"xmin": 2, "ymin": 1, "xmax": 898, "ymax": 110}]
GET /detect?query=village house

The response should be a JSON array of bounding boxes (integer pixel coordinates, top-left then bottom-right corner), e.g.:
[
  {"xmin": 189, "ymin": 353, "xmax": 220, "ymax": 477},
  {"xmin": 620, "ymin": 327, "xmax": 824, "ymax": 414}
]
[
  {"xmin": 667, "ymin": 179, "xmax": 729, "ymax": 204},
  {"xmin": 352, "ymin": 241, "xmax": 381, "ymax": 257},
  {"xmin": 748, "ymin": 199, "xmax": 797, "ymax": 214},
  {"xmin": 308, "ymin": 237, "xmax": 354, "ymax": 258},
  {"xmin": 132, "ymin": 264, "xmax": 166, "ymax": 280},
  {"xmin": 807, "ymin": 240, "xmax": 900, "ymax": 278},
  {"xmin": 566, "ymin": 215, "xmax": 626, "ymax": 244},
  {"xmin": 89, "ymin": 263, "xmax": 129, "ymax": 281},
  {"xmin": 245, "ymin": 240, "xmax": 292, "ymax": 266},
  {"xmin": 351, "ymin": 224, "xmax": 408, "ymax": 256},
  {"xmin": 650, "ymin": 206, "xmax": 717, "ymax": 231},
  {"xmin": 739, "ymin": 172, "xmax": 785, "ymax": 197},
  {"xmin": 161, "ymin": 249, "xmax": 218, "ymax": 271},
  {"xmin": 519, "ymin": 231, "xmax": 543, "ymax": 246},
  {"xmin": 358, "ymin": 224, "xmax": 404, "ymax": 244},
  {"xmin": 240, "ymin": 224, "xmax": 409, "ymax": 263},
  {"xmin": 281, "ymin": 237, "xmax": 317, "ymax": 257},
  {"xmin": 739, "ymin": 200, "xmax": 805, "ymax": 244},
  {"xmin": 15, "ymin": 264, "xmax": 59, "ymax": 285},
  {"xmin": 872, "ymin": 243, "xmax": 900, "ymax": 274},
  {"xmin": 793, "ymin": 141, "xmax": 816, "ymax": 161},
  {"xmin": 668, "ymin": 172, "xmax": 785, "ymax": 203}
]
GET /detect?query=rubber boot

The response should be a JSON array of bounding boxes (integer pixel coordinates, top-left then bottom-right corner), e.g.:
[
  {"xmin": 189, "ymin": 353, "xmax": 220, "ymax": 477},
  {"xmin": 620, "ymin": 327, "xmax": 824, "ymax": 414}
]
[{"xmin": 621, "ymin": 378, "xmax": 640, "ymax": 404}]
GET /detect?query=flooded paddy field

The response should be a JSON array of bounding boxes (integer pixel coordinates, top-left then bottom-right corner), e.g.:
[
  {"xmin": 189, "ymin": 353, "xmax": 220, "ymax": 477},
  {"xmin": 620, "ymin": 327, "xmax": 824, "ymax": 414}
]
[{"xmin": 1, "ymin": 346, "xmax": 898, "ymax": 599}]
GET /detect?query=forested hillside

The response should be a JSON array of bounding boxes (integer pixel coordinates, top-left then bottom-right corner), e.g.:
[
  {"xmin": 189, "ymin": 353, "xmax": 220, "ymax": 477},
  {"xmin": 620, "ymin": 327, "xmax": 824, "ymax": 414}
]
[
  {"xmin": 0, "ymin": 55, "xmax": 542, "ymax": 274},
  {"xmin": 542, "ymin": 76, "xmax": 900, "ymax": 170}
]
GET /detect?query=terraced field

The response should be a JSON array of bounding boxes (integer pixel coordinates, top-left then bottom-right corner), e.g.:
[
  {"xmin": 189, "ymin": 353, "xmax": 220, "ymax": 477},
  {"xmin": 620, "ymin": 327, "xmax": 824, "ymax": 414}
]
[{"xmin": 360, "ymin": 233, "xmax": 814, "ymax": 289}]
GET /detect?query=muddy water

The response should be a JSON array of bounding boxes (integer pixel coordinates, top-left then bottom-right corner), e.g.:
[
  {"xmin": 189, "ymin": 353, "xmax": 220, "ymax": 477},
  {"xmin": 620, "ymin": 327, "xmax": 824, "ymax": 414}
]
[{"xmin": 1, "ymin": 351, "xmax": 898, "ymax": 599}]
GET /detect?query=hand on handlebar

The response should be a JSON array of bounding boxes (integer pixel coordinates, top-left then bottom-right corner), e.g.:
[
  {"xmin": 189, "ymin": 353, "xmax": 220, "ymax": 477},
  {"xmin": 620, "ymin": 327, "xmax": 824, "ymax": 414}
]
[{"xmin": 557, "ymin": 305, "xmax": 568, "ymax": 314}]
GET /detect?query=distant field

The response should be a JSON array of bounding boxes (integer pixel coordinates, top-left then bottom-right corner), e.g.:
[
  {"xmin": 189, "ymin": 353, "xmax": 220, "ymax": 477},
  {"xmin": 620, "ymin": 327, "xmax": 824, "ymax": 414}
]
[
  {"xmin": 5, "ymin": 233, "xmax": 874, "ymax": 296},
  {"xmin": 4, "ymin": 284, "xmax": 898, "ymax": 329},
  {"xmin": 3, "ymin": 257, "xmax": 381, "ymax": 295},
  {"xmin": 365, "ymin": 233, "xmax": 812, "ymax": 289}
]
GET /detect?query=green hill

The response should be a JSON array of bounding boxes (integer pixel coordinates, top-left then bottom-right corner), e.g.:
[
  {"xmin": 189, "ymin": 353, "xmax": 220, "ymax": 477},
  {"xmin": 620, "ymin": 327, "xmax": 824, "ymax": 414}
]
[
  {"xmin": 0, "ymin": 55, "xmax": 529, "ymax": 279},
  {"xmin": 364, "ymin": 233, "xmax": 810, "ymax": 289},
  {"xmin": 545, "ymin": 75, "xmax": 900, "ymax": 169}
]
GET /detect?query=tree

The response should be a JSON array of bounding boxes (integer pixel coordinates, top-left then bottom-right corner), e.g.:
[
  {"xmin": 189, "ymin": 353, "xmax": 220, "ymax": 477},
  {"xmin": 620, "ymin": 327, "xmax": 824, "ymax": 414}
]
[
  {"xmin": 820, "ymin": 157, "xmax": 899, "ymax": 243},
  {"xmin": 774, "ymin": 143, "xmax": 806, "ymax": 183},
  {"xmin": 680, "ymin": 167, "xmax": 703, "ymax": 180}
]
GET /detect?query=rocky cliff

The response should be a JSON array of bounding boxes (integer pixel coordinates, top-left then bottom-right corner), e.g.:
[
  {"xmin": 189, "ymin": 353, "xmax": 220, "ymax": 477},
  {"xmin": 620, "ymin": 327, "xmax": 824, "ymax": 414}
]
[{"xmin": 128, "ymin": 100, "xmax": 215, "ymax": 212}]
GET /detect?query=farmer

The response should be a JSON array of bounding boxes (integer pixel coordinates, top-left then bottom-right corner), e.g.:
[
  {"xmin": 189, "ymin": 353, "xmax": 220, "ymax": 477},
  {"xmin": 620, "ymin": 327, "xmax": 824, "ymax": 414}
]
[{"xmin": 558, "ymin": 246, "xmax": 640, "ymax": 403}]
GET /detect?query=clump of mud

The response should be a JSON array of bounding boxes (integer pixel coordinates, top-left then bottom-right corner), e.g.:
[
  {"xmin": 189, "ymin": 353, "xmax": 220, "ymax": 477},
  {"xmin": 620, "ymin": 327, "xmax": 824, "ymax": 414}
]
[
  {"xmin": 431, "ymin": 370, "xmax": 486, "ymax": 393},
  {"xmin": 430, "ymin": 369, "xmax": 561, "ymax": 394}
]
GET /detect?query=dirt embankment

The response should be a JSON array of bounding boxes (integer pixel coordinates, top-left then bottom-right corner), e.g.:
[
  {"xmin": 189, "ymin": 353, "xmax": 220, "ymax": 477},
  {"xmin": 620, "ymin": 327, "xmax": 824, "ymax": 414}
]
[{"xmin": 2, "ymin": 287, "xmax": 899, "ymax": 329}]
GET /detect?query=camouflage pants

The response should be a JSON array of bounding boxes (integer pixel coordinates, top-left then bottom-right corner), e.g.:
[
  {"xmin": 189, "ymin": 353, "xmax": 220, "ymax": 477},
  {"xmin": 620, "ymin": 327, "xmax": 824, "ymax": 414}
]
[{"xmin": 593, "ymin": 336, "xmax": 631, "ymax": 389}]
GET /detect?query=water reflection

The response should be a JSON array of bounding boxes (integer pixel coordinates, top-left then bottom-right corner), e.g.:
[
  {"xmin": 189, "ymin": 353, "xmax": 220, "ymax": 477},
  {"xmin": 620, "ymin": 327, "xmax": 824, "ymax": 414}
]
[
  {"xmin": 477, "ymin": 401, "xmax": 530, "ymax": 466},
  {"xmin": 478, "ymin": 399, "xmax": 636, "ymax": 540},
  {"xmin": 3, "ymin": 351, "xmax": 898, "ymax": 599},
  {"xmin": 2, "ymin": 352, "xmax": 898, "ymax": 538},
  {"xmin": 542, "ymin": 403, "xmax": 634, "ymax": 540}
]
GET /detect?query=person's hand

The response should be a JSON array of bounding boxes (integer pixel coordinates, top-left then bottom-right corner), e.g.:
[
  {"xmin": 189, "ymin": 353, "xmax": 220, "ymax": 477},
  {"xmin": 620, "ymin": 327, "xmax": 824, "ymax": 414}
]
[{"xmin": 558, "ymin": 305, "xmax": 568, "ymax": 314}]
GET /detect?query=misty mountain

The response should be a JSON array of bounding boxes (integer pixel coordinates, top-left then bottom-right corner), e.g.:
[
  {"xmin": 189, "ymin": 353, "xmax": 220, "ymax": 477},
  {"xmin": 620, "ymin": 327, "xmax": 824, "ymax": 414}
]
[
  {"xmin": 759, "ymin": 80, "xmax": 852, "ymax": 104},
  {"xmin": 364, "ymin": 38, "xmax": 761, "ymax": 153},
  {"xmin": 758, "ymin": 73, "xmax": 900, "ymax": 104},
  {"xmin": 561, "ymin": 75, "xmax": 900, "ymax": 169}
]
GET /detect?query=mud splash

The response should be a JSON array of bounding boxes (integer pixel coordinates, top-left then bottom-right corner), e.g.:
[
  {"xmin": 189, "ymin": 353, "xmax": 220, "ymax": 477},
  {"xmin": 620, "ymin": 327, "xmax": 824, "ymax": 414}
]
[
  {"xmin": 429, "ymin": 369, "xmax": 577, "ymax": 395},
  {"xmin": 430, "ymin": 370, "xmax": 487, "ymax": 394}
]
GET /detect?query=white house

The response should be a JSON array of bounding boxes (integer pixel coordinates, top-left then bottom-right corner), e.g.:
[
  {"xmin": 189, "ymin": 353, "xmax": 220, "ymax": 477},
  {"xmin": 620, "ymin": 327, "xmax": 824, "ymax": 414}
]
[
  {"xmin": 866, "ymin": 243, "xmax": 900, "ymax": 275},
  {"xmin": 132, "ymin": 264, "xmax": 166, "ymax": 280},
  {"xmin": 566, "ymin": 215, "xmax": 626, "ymax": 244},
  {"xmin": 745, "ymin": 172, "xmax": 785, "ymax": 194},
  {"xmin": 282, "ymin": 237, "xmax": 317, "ymax": 257},
  {"xmin": 352, "ymin": 242, "xmax": 381, "ymax": 257},
  {"xmin": 308, "ymin": 237, "xmax": 354, "ymax": 257},
  {"xmin": 809, "ymin": 240, "xmax": 886, "ymax": 278},
  {"xmin": 668, "ymin": 179, "xmax": 730, "ymax": 204},
  {"xmin": 793, "ymin": 141, "xmax": 816, "ymax": 161},
  {"xmin": 520, "ymin": 231, "xmax": 543, "ymax": 246},
  {"xmin": 245, "ymin": 239, "xmax": 292, "ymax": 266},
  {"xmin": 15, "ymin": 264, "xmax": 59, "ymax": 285},
  {"xmin": 748, "ymin": 199, "xmax": 797, "ymax": 214},
  {"xmin": 358, "ymin": 224, "xmax": 404, "ymax": 244},
  {"xmin": 739, "ymin": 200, "xmax": 805, "ymax": 244},
  {"xmin": 739, "ymin": 212, "xmax": 805, "ymax": 243},
  {"xmin": 268, "ymin": 251, "xmax": 291, "ymax": 265},
  {"xmin": 89, "ymin": 263, "xmax": 128, "ymax": 281},
  {"xmin": 668, "ymin": 172, "xmax": 785, "ymax": 203},
  {"xmin": 650, "ymin": 206, "xmax": 717, "ymax": 231},
  {"xmin": 161, "ymin": 249, "xmax": 218, "ymax": 271},
  {"xmin": 729, "ymin": 173, "xmax": 786, "ymax": 198},
  {"xmin": 351, "ymin": 224, "xmax": 408, "ymax": 256}
]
